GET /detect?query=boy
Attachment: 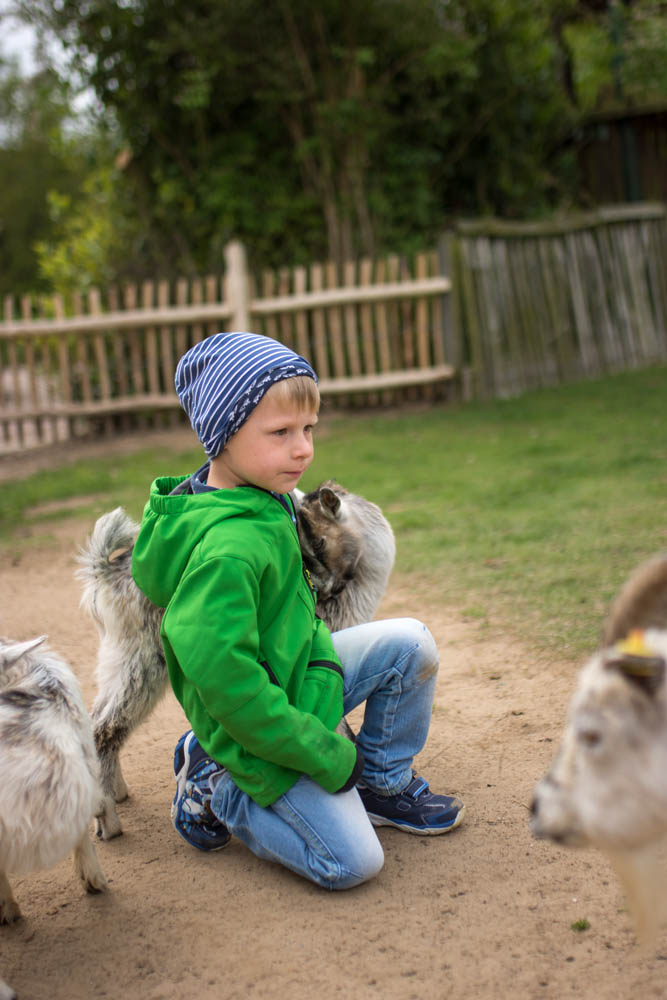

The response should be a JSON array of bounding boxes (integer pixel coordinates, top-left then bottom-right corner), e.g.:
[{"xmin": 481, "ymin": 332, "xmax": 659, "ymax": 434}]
[{"xmin": 132, "ymin": 331, "xmax": 464, "ymax": 890}]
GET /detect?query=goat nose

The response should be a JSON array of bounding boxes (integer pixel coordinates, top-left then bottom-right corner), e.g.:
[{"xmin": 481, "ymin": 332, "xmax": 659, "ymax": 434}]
[{"xmin": 530, "ymin": 797, "xmax": 539, "ymax": 818}]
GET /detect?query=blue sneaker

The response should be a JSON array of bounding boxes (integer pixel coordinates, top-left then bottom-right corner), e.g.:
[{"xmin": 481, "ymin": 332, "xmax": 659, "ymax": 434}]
[
  {"xmin": 171, "ymin": 731, "xmax": 231, "ymax": 852},
  {"xmin": 357, "ymin": 774, "xmax": 465, "ymax": 835}
]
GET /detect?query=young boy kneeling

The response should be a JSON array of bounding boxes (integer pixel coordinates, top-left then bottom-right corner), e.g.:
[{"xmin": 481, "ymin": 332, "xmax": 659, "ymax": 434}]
[{"xmin": 132, "ymin": 332, "xmax": 464, "ymax": 890}]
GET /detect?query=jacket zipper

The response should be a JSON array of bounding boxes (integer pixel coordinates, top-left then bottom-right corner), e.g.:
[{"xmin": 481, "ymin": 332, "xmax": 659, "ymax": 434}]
[
  {"xmin": 307, "ymin": 659, "xmax": 344, "ymax": 679},
  {"xmin": 262, "ymin": 658, "xmax": 343, "ymax": 685},
  {"xmin": 261, "ymin": 661, "xmax": 280, "ymax": 686},
  {"xmin": 264, "ymin": 489, "xmax": 317, "ymax": 605}
]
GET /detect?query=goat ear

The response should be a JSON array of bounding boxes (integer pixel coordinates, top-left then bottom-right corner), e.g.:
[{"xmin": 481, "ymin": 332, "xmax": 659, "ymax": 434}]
[
  {"xmin": 605, "ymin": 645, "xmax": 666, "ymax": 697},
  {"xmin": 3, "ymin": 635, "xmax": 48, "ymax": 665},
  {"xmin": 319, "ymin": 487, "xmax": 341, "ymax": 518},
  {"xmin": 603, "ymin": 554, "xmax": 667, "ymax": 645},
  {"xmin": 108, "ymin": 546, "xmax": 131, "ymax": 563}
]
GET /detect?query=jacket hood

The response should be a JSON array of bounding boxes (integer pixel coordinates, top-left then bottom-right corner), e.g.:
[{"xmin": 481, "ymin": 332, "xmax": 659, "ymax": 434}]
[{"xmin": 131, "ymin": 475, "xmax": 279, "ymax": 609}]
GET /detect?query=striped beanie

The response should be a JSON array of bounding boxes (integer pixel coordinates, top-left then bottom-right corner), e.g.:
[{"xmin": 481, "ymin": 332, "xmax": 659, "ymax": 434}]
[{"xmin": 175, "ymin": 331, "xmax": 318, "ymax": 459}]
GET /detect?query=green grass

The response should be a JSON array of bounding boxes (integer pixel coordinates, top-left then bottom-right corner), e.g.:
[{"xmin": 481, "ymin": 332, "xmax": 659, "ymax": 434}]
[
  {"xmin": 1, "ymin": 445, "xmax": 203, "ymax": 542},
  {"xmin": 2, "ymin": 364, "xmax": 666, "ymax": 658}
]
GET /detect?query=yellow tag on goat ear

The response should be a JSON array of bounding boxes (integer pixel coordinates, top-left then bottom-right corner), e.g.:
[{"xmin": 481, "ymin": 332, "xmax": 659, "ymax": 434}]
[
  {"xmin": 609, "ymin": 629, "xmax": 665, "ymax": 695},
  {"xmin": 616, "ymin": 629, "xmax": 655, "ymax": 659}
]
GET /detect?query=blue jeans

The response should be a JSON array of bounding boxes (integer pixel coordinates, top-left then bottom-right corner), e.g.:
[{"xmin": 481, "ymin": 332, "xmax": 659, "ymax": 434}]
[{"xmin": 209, "ymin": 617, "xmax": 439, "ymax": 890}]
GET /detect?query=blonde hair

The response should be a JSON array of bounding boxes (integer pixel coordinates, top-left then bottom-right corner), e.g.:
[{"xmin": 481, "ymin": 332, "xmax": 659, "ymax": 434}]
[{"xmin": 268, "ymin": 375, "xmax": 320, "ymax": 411}]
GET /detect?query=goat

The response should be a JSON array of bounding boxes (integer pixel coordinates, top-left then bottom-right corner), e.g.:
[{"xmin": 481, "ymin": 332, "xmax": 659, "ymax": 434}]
[
  {"xmin": 0, "ymin": 635, "xmax": 107, "ymax": 1000},
  {"xmin": 77, "ymin": 481, "xmax": 395, "ymax": 840},
  {"xmin": 531, "ymin": 553, "xmax": 667, "ymax": 938}
]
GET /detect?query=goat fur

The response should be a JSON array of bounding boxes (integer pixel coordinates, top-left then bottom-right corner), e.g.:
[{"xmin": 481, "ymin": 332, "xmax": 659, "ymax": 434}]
[
  {"xmin": 0, "ymin": 635, "xmax": 107, "ymax": 1000},
  {"xmin": 531, "ymin": 553, "xmax": 667, "ymax": 939}
]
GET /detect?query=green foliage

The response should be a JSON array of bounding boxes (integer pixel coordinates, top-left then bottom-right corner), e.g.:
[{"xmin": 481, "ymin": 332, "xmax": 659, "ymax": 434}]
[
  {"xmin": 3, "ymin": 364, "xmax": 666, "ymax": 660},
  {"xmin": 35, "ymin": 163, "xmax": 129, "ymax": 298},
  {"xmin": 611, "ymin": 2, "xmax": 667, "ymax": 105},
  {"xmin": 0, "ymin": 61, "xmax": 92, "ymax": 297},
  {"xmin": 7, "ymin": 0, "xmax": 667, "ymax": 294},
  {"xmin": 570, "ymin": 918, "xmax": 591, "ymax": 931},
  {"xmin": 19, "ymin": 0, "xmax": 576, "ymax": 276},
  {"xmin": 564, "ymin": 22, "xmax": 614, "ymax": 110},
  {"xmin": 564, "ymin": 1, "xmax": 667, "ymax": 111}
]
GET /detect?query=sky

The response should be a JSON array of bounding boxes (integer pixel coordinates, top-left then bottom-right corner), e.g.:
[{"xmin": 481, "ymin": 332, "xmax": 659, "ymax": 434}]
[
  {"xmin": 1, "ymin": 4, "xmax": 41, "ymax": 74},
  {"xmin": 0, "ymin": 2, "xmax": 71, "ymax": 77},
  {"xmin": 0, "ymin": 4, "xmax": 96, "ymax": 118}
]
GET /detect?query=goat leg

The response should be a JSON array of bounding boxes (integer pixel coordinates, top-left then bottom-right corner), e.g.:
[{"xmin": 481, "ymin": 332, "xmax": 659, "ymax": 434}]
[
  {"xmin": 91, "ymin": 646, "xmax": 169, "ymax": 839},
  {"xmin": 73, "ymin": 833, "xmax": 107, "ymax": 894},
  {"xmin": 0, "ymin": 975, "xmax": 16, "ymax": 1000},
  {"xmin": 92, "ymin": 714, "xmax": 130, "ymax": 840},
  {"xmin": 0, "ymin": 873, "xmax": 20, "ymax": 926}
]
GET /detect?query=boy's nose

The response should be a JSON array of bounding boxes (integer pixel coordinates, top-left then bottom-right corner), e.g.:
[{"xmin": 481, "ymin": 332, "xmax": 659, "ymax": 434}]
[{"xmin": 292, "ymin": 433, "xmax": 313, "ymax": 458}]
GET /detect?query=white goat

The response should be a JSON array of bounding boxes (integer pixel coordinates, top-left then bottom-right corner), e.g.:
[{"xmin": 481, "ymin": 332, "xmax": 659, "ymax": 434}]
[
  {"xmin": 531, "ymin": 553, "xmax": 667, "ymax": 938},
  {"xmin": 0, "ymin": 636, "xmax": 107, "ymax": 1000}
]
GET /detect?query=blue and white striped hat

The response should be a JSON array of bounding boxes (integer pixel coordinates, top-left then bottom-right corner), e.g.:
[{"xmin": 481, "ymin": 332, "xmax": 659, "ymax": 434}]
[{"xmin": 175, "ymin": 331, "xmax": 318, "ymax": 458}]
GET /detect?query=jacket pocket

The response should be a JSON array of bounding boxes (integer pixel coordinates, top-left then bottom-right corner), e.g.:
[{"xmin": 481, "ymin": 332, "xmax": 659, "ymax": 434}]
[
  {"xmin": 296, "ymin": 659, "xmax": 344, "ymax": 730},
  {"xmin": 260, "ymin": 660, "xmax": 281, "ymax": 686}
]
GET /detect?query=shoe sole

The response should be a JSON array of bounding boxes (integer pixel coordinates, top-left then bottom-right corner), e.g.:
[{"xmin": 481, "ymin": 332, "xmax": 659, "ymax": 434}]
[
  {"xmin": 365, "ymin": 804, "xmax": 466, "ymax": 836},
  {"xmin": 171, "ymin": 733, "xmax": 231, "ymax": 852},
  {"xmin": 171, "ymin": 732, "xmax": 195, "ymax": 825},
  {"xmin": 171, "ymin": 820, "xmax": 231, "ymax": 852}
]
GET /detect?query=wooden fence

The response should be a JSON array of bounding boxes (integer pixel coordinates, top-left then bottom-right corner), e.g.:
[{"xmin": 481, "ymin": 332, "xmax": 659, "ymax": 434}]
[
  {"xmin": 1, "ymin": 203, "xmax": 666, "ymax": 453},
  {"xmin": 0, "ymin": 243, "xmax": 453, "ymax": 452},
  {"xmin": 451, "ymin": 202, "xmax": 667, "ymax": 399}
]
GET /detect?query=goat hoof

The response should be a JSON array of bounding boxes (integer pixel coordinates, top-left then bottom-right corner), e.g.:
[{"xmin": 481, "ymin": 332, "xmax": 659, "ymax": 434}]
[
  {"xmin": 0, "ymin": 976, "xmax": 17, "ymax": 1000},
  {"xmin": 84, "ymin": 873, "xmax": 108, "ymax": 894},
  {"xmin": 0, "ymin": 900, "xmax": 22, "ymax": 925},
  {"xmin": 95, "ymin": 815, "xmax": 123, "ymax": 841}
]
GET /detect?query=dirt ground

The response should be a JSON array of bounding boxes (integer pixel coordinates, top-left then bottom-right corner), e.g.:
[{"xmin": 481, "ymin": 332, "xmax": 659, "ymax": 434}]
[{"xmin": 2, "ymin": 433, "xmax": 667, "ymax": 1000}]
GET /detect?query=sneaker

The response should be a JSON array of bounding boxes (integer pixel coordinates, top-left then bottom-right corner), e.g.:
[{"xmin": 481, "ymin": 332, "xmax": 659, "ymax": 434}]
[
  {"xmin": 357, "ymin": 774, "xmax": 465, "ymax": 835},
  {"xmin": 171, "ymin": 731, "xmax": 231, "ymax": 852}
]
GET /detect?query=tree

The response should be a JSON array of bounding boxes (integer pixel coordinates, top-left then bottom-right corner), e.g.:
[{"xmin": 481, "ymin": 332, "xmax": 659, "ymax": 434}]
[
  {"xmin": 18, "ymin": 0, "xmax": 579, "ymax": 275},
  {"xmin": 34, "ymin": 162, "xmax": 130, "ymax": 301},
  {"xmin": 547, "ymin": 0, "xmax": 667, "ymax": 111},
  {"xmin": 0, "ymin": 58, "xmax": 91, "ymax": 297}
]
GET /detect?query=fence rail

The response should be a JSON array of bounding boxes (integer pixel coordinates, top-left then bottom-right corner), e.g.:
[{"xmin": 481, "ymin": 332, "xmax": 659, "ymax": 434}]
[
  {"xmin": 0, "ymin": 243, "xmax": 453, "ymax": 451},
  {"xmin": 1, "ymin": 203, "xmax": 666, "ymax": 454}
]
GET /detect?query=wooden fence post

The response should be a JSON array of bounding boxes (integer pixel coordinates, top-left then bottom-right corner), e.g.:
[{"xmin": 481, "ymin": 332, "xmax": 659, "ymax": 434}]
[
  {"xmin": 224, "ymin": 240, "xmax": 251, "ymax": 332},
  {"xmin": 437, "ymin": 231, "xmax": 464, "ymax": 397}
]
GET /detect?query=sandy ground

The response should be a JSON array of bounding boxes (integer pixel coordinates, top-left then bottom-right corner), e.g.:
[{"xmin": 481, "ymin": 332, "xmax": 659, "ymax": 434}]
[{"xmin": 2, "ymin": 435, "xmax": 667, "ymax": 999}]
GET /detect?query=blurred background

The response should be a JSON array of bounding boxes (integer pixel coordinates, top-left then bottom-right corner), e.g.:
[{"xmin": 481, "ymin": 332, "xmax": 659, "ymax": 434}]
[{"xmin": 1, "ymin": 0, "xmax": 665, "ymax": 300}]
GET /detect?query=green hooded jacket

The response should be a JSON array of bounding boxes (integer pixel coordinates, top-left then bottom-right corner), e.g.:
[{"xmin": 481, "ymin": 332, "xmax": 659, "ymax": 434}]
[{"xmin": 131, "ymin": 476, "xmax": 357, "ymax": 806}]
